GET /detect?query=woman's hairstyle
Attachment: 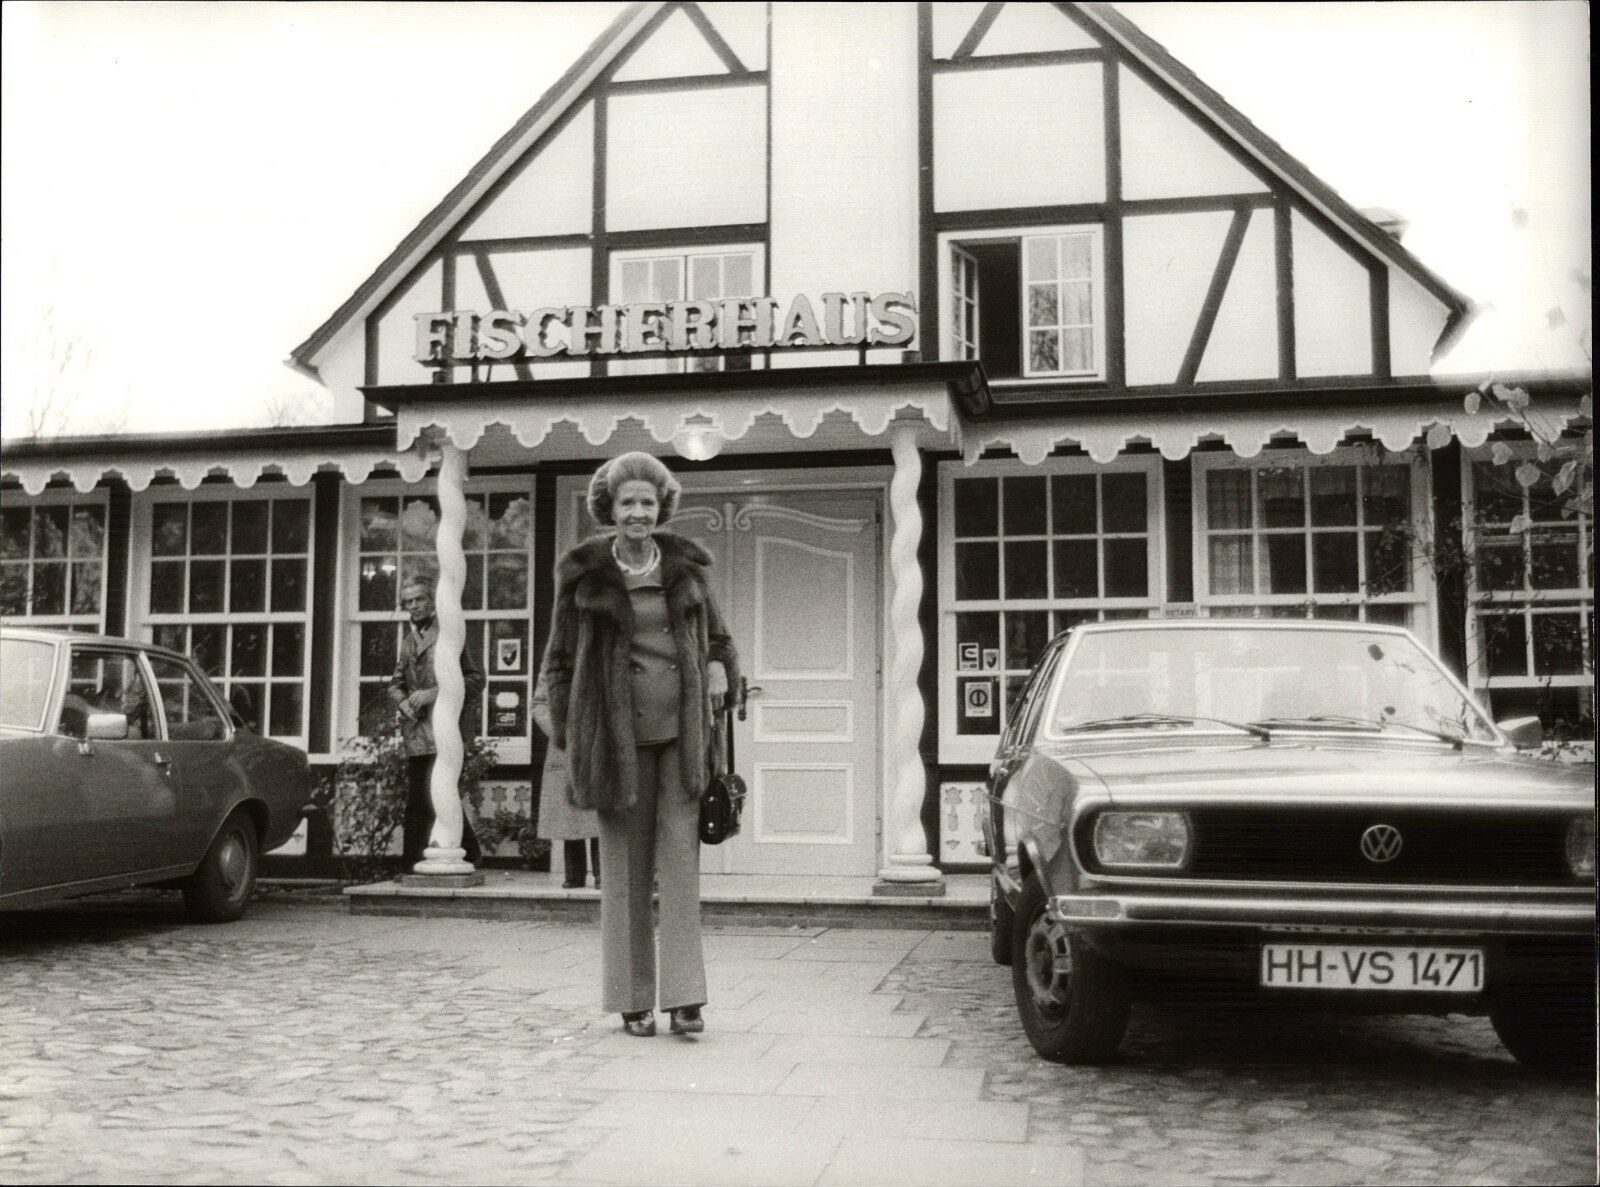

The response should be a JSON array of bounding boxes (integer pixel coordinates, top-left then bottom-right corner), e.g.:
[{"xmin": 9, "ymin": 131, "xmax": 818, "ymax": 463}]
[{"xmin": 586, "ymin": 451, "xmax": 681, "ymax": 527}]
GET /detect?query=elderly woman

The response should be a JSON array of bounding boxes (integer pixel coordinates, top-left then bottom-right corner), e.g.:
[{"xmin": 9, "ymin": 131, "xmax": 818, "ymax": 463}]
[{"xmin": 542, "ymin": 451, "xmax": 737, "ymax": 1037}]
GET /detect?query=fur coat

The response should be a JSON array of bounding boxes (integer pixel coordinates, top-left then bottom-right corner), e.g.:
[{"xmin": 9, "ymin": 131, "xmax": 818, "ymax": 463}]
[{"xmin": 543, "ymin": 532, "xmax": 739, "ymax": 817}]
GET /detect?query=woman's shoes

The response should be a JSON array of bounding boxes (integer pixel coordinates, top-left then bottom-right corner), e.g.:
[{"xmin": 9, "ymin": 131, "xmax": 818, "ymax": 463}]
[
  {"xmin": 621, "ymin": 1011, "xmax": 656, "ymax": 1037},
  {"xmin": 668, "ymin": 1006, "xmax": 704, "ymax": 1035}
]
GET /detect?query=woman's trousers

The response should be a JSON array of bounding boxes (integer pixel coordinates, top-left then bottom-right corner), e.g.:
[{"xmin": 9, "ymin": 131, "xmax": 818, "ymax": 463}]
[{"xmin": 597, "ymin": 741, "xmax": 707, "ymax": 1013}]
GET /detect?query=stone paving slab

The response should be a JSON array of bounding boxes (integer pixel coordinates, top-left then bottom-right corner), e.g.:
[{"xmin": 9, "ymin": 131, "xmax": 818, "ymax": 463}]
[{"xmin": 819, "ymin": 1134, "xmax": 1084, "ymax": 1186}]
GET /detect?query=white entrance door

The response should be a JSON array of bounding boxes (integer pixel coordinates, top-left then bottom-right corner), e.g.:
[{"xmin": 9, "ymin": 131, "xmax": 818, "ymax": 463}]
[{"xmin": 674, "ymin": 489, "xmax": 882, "ymax": 877}]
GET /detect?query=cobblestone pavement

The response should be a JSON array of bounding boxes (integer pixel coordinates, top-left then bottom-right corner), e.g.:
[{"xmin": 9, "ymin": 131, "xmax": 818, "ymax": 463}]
[{"xmin": 0, "ymin": 900, "xmax": 1592, "ymax": 1186}]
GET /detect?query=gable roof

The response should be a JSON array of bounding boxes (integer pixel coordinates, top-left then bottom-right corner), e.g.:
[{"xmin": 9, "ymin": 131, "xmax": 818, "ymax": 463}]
[{"xmin": 288, "ymin": 1, "xmax": 1473, "ymax": 380}]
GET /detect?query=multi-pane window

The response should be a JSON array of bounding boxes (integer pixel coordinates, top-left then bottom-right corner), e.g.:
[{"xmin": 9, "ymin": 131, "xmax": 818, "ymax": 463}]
[
  {"xmin": 940, "ymin": 459, "xmax": 1161, "ymax": 760},
  {"xmin": 610, "ymin": 247, "xmax": 759, "ymax": 376},
  {"xmin": 143, "ymin": 494, "xmax": 312, "ymax": 745},
  {"xmin": 350, "ymin": 486, "xmax": 534, "ymax": 759},
  {"xmin": 0, "ymin": 498, "xmax": 107, "ymax": 628},
  {"xmin": 1023, "ymin": 233, "xmax": 1097, "ymax": 378},
  {"xmin": 146, "ymin": 652, "xmax": 230, "ymax": 741},
  {"xmin": 1196, "ymin": 454, "xmax": 1424, "ymax": 629},
  {"xmin": 1467, "ymin": 456, "xmax": 1593, "ymax": 726},
  {"xmin": 951, "ymin": 246, "xmax": 979, "ymax": 361}
]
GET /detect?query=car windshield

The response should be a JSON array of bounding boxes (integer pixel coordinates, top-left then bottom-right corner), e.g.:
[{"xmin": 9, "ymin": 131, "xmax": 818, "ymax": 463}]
[
  {"xmin": 0, "ymin": 637, "xmax": 57, "ymax": 730},
  {"xmin": 1046, "ymin": 626, "xmax": 1498, "ymax": 744}
]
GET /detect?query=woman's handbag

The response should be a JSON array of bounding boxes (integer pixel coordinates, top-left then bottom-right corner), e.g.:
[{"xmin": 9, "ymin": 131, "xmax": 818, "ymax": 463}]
[{"xmin": 699, "ymin": 700, "xmax": 746, "ymax": 845}]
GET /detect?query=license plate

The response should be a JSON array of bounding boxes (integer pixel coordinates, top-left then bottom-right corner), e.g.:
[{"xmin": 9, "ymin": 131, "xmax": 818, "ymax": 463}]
[{"xmin": 1260, "ymin": 944, "xmax": 1484, "ymax": 992}]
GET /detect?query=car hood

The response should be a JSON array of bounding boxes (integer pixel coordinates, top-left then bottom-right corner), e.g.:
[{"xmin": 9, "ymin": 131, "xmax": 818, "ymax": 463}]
[{"xmin": 1041, "ymin": 735, "xmax": 1593, "ymax": 811}]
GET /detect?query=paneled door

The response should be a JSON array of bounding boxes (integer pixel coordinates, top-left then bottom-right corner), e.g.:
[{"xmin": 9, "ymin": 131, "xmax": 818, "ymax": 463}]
[{"xmin": 674, "ymin": 489, "xmax": 882, "ymax": 876}]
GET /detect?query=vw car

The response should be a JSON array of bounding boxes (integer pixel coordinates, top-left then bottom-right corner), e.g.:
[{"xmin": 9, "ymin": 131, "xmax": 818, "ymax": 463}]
[
  {"xmin": 0, "ymin": 627, "xmax": 312, "ymax": 922},
  {"xmin": 983, "ymin": 620, "xmax": 1595, "ymax": 1075}
]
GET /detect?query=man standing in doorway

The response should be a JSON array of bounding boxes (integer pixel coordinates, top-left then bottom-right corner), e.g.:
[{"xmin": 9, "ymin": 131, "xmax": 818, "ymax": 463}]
[{"xmin": 390, "ymin": 575, "xmax": 485, "ymax": 866}]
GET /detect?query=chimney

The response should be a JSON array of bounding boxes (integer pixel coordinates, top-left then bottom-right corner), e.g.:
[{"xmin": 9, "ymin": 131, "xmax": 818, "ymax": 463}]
[{"xmin": 1361, "ymin": 206, "xmax": 1408, "ymax": 242}]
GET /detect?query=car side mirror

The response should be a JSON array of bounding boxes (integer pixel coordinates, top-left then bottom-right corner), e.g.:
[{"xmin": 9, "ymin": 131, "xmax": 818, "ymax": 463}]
[
  {"xmin": 86, "ymin": 712, "xmax": 129, "ymax": 741},
  {"xmin": 1496, "ymin": 716, "xmax": 1543, "ymax": 749}
]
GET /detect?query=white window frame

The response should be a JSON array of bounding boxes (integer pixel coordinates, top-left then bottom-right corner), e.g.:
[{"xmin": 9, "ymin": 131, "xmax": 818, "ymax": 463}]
[
  {"xmin": 340, "ymin": 474, "xmax": 536, "ymax": 767},
  {"xmin": 938, "ymin": 454, "xmax": 1166, "ymax": 764},
  {"xmin": 607, "ymin": 242, "xmax": 767, "ymax": 377},
  {"xmin": 951, "ymin": 244, "xmax": 979, "ymax": 361},
  {"xmin": 937, "ymin": 224, "xmax": 1107, "ymax": 384},
  {"xmin": 1192, "ymin": 445, "xmax": 1435, "ymax": 644},
  {"xmin": 0, "ymin": 489, "xmax": 111, "ymax": 631},
  {"xmin": 1460, "ymin": 444, "xmax": 1593, "ymax": 700},
  {"xmin": 127, "ymin": 485, "xmax": 315, "ymax": 750}
]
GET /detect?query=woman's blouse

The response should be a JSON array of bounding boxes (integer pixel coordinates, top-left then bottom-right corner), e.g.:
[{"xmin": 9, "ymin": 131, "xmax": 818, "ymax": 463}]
[{"xmin": 624, "ymin": 562, "xmax": 679, "ymax": 743}]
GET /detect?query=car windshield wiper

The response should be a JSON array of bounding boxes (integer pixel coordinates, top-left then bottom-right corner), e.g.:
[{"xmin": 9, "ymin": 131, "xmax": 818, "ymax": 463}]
[
  {"xmin": 1063, "ymin": 713, "xmax": 1270, "ymax": 740},
  {"xmin": 1249, "ymin": 715, "xmax": 1465, "ymax": 750}
]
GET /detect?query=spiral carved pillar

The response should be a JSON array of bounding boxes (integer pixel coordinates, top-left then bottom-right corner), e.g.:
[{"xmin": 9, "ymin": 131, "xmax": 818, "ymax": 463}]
[
  {"xmin": 876, "ymin": 425, "xmax": 943, "ymax": 894},
  {"xmin": 412, "ymin": 439, "xmax": 478, "ymax": 879}
]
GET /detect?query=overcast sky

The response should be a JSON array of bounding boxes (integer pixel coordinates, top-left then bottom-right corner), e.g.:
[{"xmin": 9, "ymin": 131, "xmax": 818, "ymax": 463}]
[{"xmin": 0, "ymin": 1, "xmax": 1589, "ymax": 438}]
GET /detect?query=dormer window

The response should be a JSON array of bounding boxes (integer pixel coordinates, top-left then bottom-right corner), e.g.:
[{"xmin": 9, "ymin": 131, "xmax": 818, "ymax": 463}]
[{"xmin": 942, "ymin": 225, "xmax": 1105, "ymax": 382}]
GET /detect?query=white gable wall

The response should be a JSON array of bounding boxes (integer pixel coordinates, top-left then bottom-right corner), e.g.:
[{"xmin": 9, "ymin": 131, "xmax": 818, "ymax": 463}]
[
  {"xmin": 1292, "ymin": 209, "xmax": 1373, "ymax": 378},
  {"xmin": 459, "ymin": 105, "xmax": 593, "ymax": 242},
  {"xmin": 1119, "ymin": 65, "xmax": 1266, "ymax": 201},
  {"xmin": 1389, "ymin": 266, "xmax": 1451, "ymax": 377},
  {"xmin": 1195, "ymin": 208, "xmax": 1277, "ymax": 383},
  {"xmin": 1123, "ymin": 210, "xmax": 1235, "ymax": 387},
  {"xmin": 606, "ymin": 85, "xmax": 766, "ymax": 231}
]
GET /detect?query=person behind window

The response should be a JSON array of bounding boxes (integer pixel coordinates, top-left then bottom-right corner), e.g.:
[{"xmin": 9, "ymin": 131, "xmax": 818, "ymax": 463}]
[
  {"xmin": 389, "ymin": 576, "xmax": 485, "ymax": 867},
  {"xmin": 542, "ymin": 451, "xmax": 737, "ymax": 1038}
]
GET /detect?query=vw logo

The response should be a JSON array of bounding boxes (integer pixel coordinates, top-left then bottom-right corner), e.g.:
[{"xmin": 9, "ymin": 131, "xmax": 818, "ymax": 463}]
[{"xmin": 1360, "ymin": 823, "xmax": 1404, "ymax": 863}]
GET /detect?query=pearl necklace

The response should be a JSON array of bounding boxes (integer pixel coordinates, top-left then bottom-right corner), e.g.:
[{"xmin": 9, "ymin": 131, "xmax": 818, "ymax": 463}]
[{"xmin": 612, "ymin": 535, "xmax": 659, "ymax": 577}]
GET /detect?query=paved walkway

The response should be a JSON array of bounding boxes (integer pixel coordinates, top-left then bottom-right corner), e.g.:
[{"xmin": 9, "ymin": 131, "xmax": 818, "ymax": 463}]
[{"xmin": 0, "ymin": 900, "xmax": 1592, "ymax": 1185}]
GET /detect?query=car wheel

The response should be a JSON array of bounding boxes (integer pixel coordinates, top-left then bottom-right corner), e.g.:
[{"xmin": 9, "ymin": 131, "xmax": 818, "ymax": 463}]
[
  {"xmin": 1491, "ymin": 998, "xmax": 1596, "ymax": 1078},
  {"xmin": 182, "ymin": 809, "xmax": 259, "ymax": 924},
  {"xmin": 1010, "ymin": 873, "xmax": 1130, "ymax": 1064},
  {"xmin": 990, "ymin": 876, "xmax": 1015, "ymax": 966}
]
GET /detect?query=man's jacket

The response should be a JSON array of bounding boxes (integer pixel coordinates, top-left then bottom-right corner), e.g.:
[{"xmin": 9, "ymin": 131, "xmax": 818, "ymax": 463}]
[{"xmin": 388, "ymin": 620, "xmax": 486, "ymax": 757}]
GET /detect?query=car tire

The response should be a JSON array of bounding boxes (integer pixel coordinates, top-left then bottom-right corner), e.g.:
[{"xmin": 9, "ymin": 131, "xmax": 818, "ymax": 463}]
[
  {"xmin": 990, "ymin": 876, "xmax": 1015, "ymax": 966},
  {"xmin": 1010, "ymin": 873, "xmax": 1130, "ymax": 1064},
  {"xmin": 182, "ymin": 809, "xmax": 259, "ymax": 924},
  {"xmin": 1491, "ymin": 998, "xmax": 1596, "ymax": 1078}
]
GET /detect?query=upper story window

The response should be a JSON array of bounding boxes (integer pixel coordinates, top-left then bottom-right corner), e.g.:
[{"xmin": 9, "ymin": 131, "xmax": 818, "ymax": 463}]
[
  {"xmin": 0, "ymin": 496, "xmax": 108, "ymax": 630},
  {"xmin": 942, "ymin": 226, "xmax": 1105, "ymax": 382},
  {"xmin": 610, "ymin": 245, "xmax": 763, "ymax": 377}
]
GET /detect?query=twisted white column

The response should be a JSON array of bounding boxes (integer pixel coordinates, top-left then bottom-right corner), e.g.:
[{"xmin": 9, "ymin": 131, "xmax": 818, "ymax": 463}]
[
  {"xmin": 878, "ymin": 425, "xmax": 942, "ymax": 892},
  {"xmin": 413, "ymin": 440, "xmax": 475, "ymax": 876}
]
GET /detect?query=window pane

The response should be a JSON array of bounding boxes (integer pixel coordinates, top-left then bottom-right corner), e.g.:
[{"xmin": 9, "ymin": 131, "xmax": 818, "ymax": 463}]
[
  {"xmin": 359, "ymin": 682, "xmax": 394, "ymax": 735},
  {"xmin": 359, "ymin": 556, "xmax": 397, "ymax": 612},
  {"xmin": 272, "ymin": 624, "xmax": 305, "ymax": 678},
  {"xmin": 398, "ymin": 555, "xmax": 438, "ymax": 599},
  {"xmin": 1206, "ymin": 470, "xmax": 1251, "ymax": 531},
  {"xmin": 188, "ymin": 559, "xmax": 225, "ymax": 613},
  {"xmin": 0, "ymin": 563, "xmax": 27, "ymax": 615},
  {"xmin": 150, "ymin": 561, "xmax": 185, "ymax": 613},
  {"xmin": 190, "ymin": 625, "xmax": 225, "ymax": 677},
  {"xmin": 148, "ymin": 655, "xmax": 228, "ymax": 739},
  {"xmin": 956, "ymin": 676, "xmax": 1000, "ymax": 734},
  {"xmin": 489, "ymin": 493, "xmax": 532, "ymax": 549},
  {"xmin": 268, "ymin": 683, "xmax": 303, "ymax": 738},
  {"xmin": 1025, "ymin": 237, "xmax": 1057, "ymax": 281},
  {"xmin": 1476, "ymin": 537, "xmax": 1524, "ymax": 591},
  {"xmin": 1312, "ymin": 533, "xmax": 1359, "ymax": 593},
  {"xmin": 1003, "ymin": 540, "xmax": 1047, "ymax": 599},
  {"xmin": 1059, "ymin": 328, "xmax": 1093, "ymax": 371},
  {"xmin": 233, "ymin": 501, "xmax": 269, "ymax": 553},
  {"xmin": 956, "ymin": 611, "xmax": 1000, "ymax": 670},
  {"xmin": 1055, "ymin": 608, "xmax": 1099, "ymax": 635},
  {"xmin": 32, "ymin": 562, "xmax": 65, "ymax": 615},
  {"xmin": 1027, "ymin": 284, "xmax": 1058, "ymax": 326},
  {"xmin": 1003, "ymin": 610, "xmax": 1051, "ymax": 671},
  {"xmin": 360, "ymin": 498, "xmax": 398, "ymax": 551},
  {"xmin": 463, "ymin": 498, "xmax": 489, "ymax": 551},
  {"xmin": 152, "ymin": 504, "xmax": 188, "ymax": 555},
  {"xmin": 229, "ymin": 683, "xmax": 264, "ymax": 732},
  {"xmin": 462, "ymin": 555, "xmax": 484, "ymax": 612},
  {"xmin": 1103, "ymin": 538, "xmax": 1149, "ymax": 598},
  {"xmin": 232, "ymin": 623, "xmax": 267, "ymax": 678},
  {"xmin": 1, "ymin": 509, "xmax": 30, "ymax": 559},
  {"xmin": 1312, "ymin": 603, "xmax": 1360, "ymax": 621},
  {"xmin": 1207, "ymin": 534, "xmax": 1253, "ymax": 595},
  {"xmin": 271, "ymin": 558, "xmax": 307, "ymax": 612},
  {"xmin": 152, "ymin": 624, "xmax": 188, "ymax": 654},
  {"xmin": 69, "ymin": 506, "xmax": 105, "ymax": 559},
  {"xmin": 35, "ymin": 507, "xmax": 69, "ymax": 558},
  {"xmin": 1364, "ymin": 603, "xmax": 1411, "ymax": 627},
  {"xmin": 1364, "ymin": 530, "xmax": 1411, "ymax": 595},
  {"xmin": 1051, "ymin": 474, "xmax": 1096, "ymax": 534},
  {"xmin": 1258, "ymin": 469, "xmax": 1304, "ymax": 528},
  {"xmin": 1002, "ymin": 476, "xmax": 1046, "ymax": 535},
  {"xmin": 272, "ymin": 499, "xmax": 311, "ymax": 553},
  {"xmin": 1261, "ymin": 535, "xmax": 1307, "ymax": 594},
  {"xmin": 653, "ymin": 258, "xmax": 682, "ymax": 302},
  {"xmin": 955, "ymin": 542, "xmax": 999, "ymax": 600},
  {"xmin": 1052, "ymin": 538, "xmax": 1097, "ymax": 598},
  {"xmin": 1309, "ymin": 467, "xmax": 1357, "ymax": 526},
  {"xmin": 1028, "ymin": 330, "xmax": 1060, "ymax": 373},
  {"xmin": 1531, "ymin": 530, "xmax": 1580, "ymax": 589},
  {"xmin": 191, "ymin": 503, "xmax": 227, "ymax": 554},
  {"xmin": 487, "ymin": 619, "xmax": 530, "ymax": 676},
  {"xmin": 1362, "ymin": 467, "xmax": 1409, "ymax": 528},
  {"xmin": 229, "ymin": 558, "xmax": 266, "ymax": 612},
  {"xmin": 1532, "ymin": 613, "xmax": 1585, "ymax": 676},
  {"xmin": 954, "ymin": 478, "xmax": 998, "ymax": 537},
  {"xmin": 70, "ymin": 562, "xmax": 101, "ymax": 616},
  {"xmin": 1101, "ymin": 473, "xmax": 1146, "ymax": 533},
  {"xmin": 1472, "ymin": 464, "xmax": 1522, "ymax": 525},
  {"xmin": 1059, "ymin": 234, "xmax": 1092, "ymax": 277},
  {"xmin": 723, "ymin": 253, "xmax": 753, "ymax": 296},
  {"xmin": 1060, "ymin": 281, "xmax": 1093, "ymax": 324},
  {"xmin": 620, "ymin": 259, "xmax": 650, "ymax": 301},
  {"xmin": 399, "ymin": 499, "xmax": 439, "ymax": 550},
  {"xmin": 1483, "ymin": 613, "xmax": 1528, "ymax": 677},
  {"xmin": 689, "ymin": 255, "xmax": 720, "ymax": 300},
  {"xmin": 360, "ymin": 622, "xmax": 398, "ymax": 679},
  {"xmin": 488, "ymin": 554, "xmax": 530, "ymax": 610}
]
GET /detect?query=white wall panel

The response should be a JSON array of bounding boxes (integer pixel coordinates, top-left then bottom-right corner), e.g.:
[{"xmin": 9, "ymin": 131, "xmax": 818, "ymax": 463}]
[
  {"xmin": 699, "ymin": 1, "xmax": 767, "ymax": 70},
  {"xmin": 973, "ymin": 2, "xmax": 1099, "ymax": 55},
  {"xmin": 613, "ymin": 7, "xmax": 729, "ymax": 81},
  {"xmin": 375, "ymin": 259, "xmax": 443, "ymax": 386},
  {"xmin": 459, "ymin": 105, "xmax": 592, "ymax": 241},
  {"xmin": 1120, "ymin": 66, "xmax": 1266, "ymax": 201},
  {"xmin": 934, "ymin": 62, "xmax": 1104, "ymax": 211},
  {"xmin": 1292, "ymin": 210, "xmax": 1373, "ymax": 378},
  {"xmin": 770, "ymin": 2, "xmax": 918, "ymax": 367},
  {"xmin": 1123, "ymin": 210, "xmax": 1234, "ymax": 387},
  {"xmin": 487, "ymin": 247, "xmax": 592, "ymax": 380},
  {"xmin": 933, "ymin": 2, "xmax": 988, "ymax": 58},
  {"xmin": 1196, "ymin": 210, "xmax": 1277, "ymax": 383},
  {"xmin": 606, "ymin": 84, "xmax": 766, "ymax": 231},
  {"xmin": 1389, "ymin": 266, "xmax": 1449, "ymax": 377},
  {"xmin": 319, "ymin": 324, "xmax": 368, "ymax": 422}
]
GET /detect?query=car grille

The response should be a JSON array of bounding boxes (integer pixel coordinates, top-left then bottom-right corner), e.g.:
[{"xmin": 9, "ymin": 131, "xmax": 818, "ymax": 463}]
[{"xmin": 1162, "ymin": 809, "xmax": 1571, "ymax": 885}]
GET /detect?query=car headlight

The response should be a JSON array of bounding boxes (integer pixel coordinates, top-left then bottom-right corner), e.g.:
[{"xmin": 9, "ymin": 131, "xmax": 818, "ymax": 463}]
[
  {"xmin": 1566, "ymin": 817, "xmax": 1595, "ymax": 878},
  {"xmin": 1093, "ymin": 811, "xmax": 1190, "ymax": 869}
]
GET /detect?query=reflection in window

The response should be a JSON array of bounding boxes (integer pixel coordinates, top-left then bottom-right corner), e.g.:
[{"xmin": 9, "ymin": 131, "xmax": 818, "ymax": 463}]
[{"xmin": 0, "ymin": 501, "xmax": 106, "ymax": 627}]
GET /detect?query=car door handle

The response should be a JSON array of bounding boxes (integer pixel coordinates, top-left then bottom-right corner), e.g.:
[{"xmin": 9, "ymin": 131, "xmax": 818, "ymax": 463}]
[{"xmin": 151, "ymin": 751, "xmax": 172, "ymax": 767}]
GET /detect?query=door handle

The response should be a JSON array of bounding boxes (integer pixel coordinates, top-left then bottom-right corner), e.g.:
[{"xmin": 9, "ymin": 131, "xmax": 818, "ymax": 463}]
[
  {"xmin": 737, "ymin": 677, "xmax": 763, "ymax": 722},
  {"xmin": 152, "ymin": 751, "xmax": 172, "ymax": 768}
]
